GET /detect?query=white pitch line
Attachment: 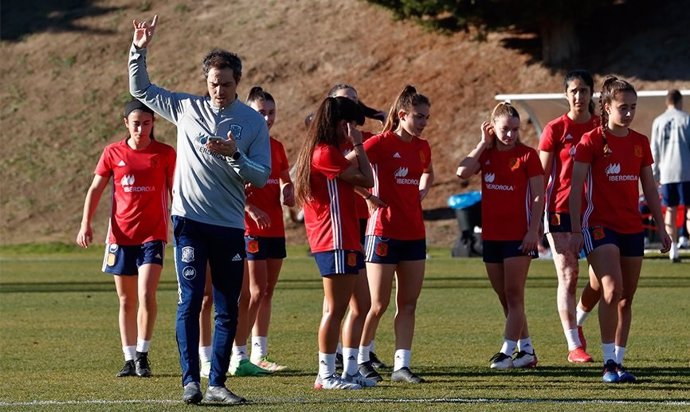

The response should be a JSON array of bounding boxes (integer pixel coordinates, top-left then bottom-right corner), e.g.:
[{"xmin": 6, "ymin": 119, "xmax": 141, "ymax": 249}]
[{"xmin": 2, "ymin": 398, "xmax": 690, "ymax": 407}]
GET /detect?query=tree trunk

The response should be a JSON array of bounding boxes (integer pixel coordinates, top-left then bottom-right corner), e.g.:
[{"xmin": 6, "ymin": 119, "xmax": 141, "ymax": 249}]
[{"xmin": 539, "ymin": 18, "xmax": 579, "ymax": 66}]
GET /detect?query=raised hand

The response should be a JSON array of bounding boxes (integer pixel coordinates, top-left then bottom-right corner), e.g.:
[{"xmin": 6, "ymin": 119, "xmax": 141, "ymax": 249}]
[
  {"xmin": 346, "ymin": 122, "xmax": 363, "ymax": 145},
  {"xmin": 132, "ymin": 15, "xmax": 158, "ymax": 49},
  {"xmin": 480, "ymin": 121, "xmax": 495, "ymax": 147}
]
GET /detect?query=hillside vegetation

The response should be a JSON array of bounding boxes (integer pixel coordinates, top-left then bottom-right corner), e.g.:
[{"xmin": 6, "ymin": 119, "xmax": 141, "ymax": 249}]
[{"xmin": 1, "ymin": 0, "xmax": 688, "ymax": 247}]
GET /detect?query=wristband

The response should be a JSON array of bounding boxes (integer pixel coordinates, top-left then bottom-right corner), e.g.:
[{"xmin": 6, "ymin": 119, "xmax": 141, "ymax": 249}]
[
  {"xmin": 353, "ymin": 143, "xmax": 363, "ymax": 147},
  {"xmin": 365, "ymin": 192, "xmax": 372, "ymax": 200}
]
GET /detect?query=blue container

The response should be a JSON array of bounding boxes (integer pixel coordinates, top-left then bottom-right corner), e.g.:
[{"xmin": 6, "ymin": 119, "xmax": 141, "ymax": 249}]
[{"xmin": 448, "ymin": 191, "xmax": 481, "ymax": 210}]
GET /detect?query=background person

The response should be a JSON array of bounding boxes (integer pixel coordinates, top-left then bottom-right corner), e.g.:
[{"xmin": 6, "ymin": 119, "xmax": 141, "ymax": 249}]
[
  {"xmin": 651, "ymin": 89, "xmax": 690, "ymax": 263},
  {"xmin": 76, "ymin": 99, "xmax": 175, "ymax": 379},
  {"xmin": 538, "ymin": 69, "xmax": 598, "ymax": 363},
  {"xmin": 129, "ymin": 15, "xmax": 271, "ymax": 404}
]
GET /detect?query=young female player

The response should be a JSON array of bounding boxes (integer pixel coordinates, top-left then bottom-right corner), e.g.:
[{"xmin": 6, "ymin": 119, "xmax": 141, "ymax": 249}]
[
  {"xmin": 569, "ymin": 77, "xmax": 671, "ymax": 383},
  {"xmin": 229, "ymin": 86, "xmax": 294, "ymax": 374},
  {"xmin": 326, "ymin": 83, "xmax": 388, "ymax": 374},
  {"xmin": 76, "ymin": 99, "xmax": 176, "ymax": 378},
  {"xmin": 294, "ymin": 96, "xmax": 375, "ymax": 390},
  {"xmin": 357, "ymin": 85, "xmax": 434, "ymax": 383},
  {"xmin": 457, "ymin": 102, "xmax": 544, "ymax": 370},
  {"xmin": 539, "ymin": 69, "xmax": 600, "ymax": 363}
]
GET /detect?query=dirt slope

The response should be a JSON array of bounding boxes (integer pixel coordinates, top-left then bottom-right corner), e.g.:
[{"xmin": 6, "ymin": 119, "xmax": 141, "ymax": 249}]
[{"xmin": 1, "ymin": 0, "xmax": 689, "ymax": 247}]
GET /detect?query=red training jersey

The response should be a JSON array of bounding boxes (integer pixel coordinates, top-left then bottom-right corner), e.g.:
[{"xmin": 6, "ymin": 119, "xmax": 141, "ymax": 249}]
[
  {"xmin": 478, "ymin": 143, "xmax": 544, "ymax": 241},
  {"xmin": 539, "ymin": 114, "xmax": 599, "ymax": 213},
  {"xmin": 244, "ymin": 137, "xmax": 290, "ymax": 237},
  {"xmin": 95, "ymin": 139, "xmax": 176, "ymax": 245},
  {"xmin": 364, "ymin": 130, "xmax": 431, "ymax": 240},
  {"xmin": 303, "ymin": 143, "xmax": 360, "ymax": 252},
  {"xmin": 574, "ymin": 127, "xmax": 653, "ymax": 234}
]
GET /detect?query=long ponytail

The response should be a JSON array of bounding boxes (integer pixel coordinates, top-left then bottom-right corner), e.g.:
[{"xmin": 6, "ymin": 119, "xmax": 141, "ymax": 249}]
[{"xmin": 382, "ymin": 85, "xmax": 430, "ymax": 133}]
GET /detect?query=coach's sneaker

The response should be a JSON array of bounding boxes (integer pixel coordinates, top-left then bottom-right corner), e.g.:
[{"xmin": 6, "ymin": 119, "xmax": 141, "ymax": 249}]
[
  {"xmin": 602, "ymin": 360, "xmax": 620, "ymax": 383},
  {"xmin": 370, "ymin": 351, "xmax": 389, "ymax": 369},
  {"xmin": 200, "ymin": 360, "xmax": 211, "ymax": 378},
  {"xmin": 204, "ymin": 385, "xmax": 247, "ymax": 404},
  {"xmin": 489, "ymin": 352, "xmax": 514, "ymax": 370},
  {"xmin": 314, "ymin": 374, "xmax": 362, "ymax": 390},
  {"xmin": 513, "ymin": 350, "xmax": 538, "ymax": 368},
  {"xmin": 182, "ymin": 382, "xmax": 203, "ymax": 404},
  {"xmin": 116, "ymin": 360, "xmax": 136, "ymax": 377},
  {"xmin": 577, "ymin": 326, "xmax": 587, "ymax": 352},
  {"xmin": 616, "ymin": 364, "xmax": 637, "ymax": 383},
  {"xmin": 391, "ymin": 367, "xmax": 426, "ymax": 383},
  {"xmin": 135, "ymin": 351, "xmax": 151, "ymax": 377},
  {"xmin": 358, "ymin": 361, "xmax": 383, "ymax": 382},
  {"xmin": 253, "ymin": 356, "xmax": 287, "ymax": 372},
  {"xmin": 230, "ymin": 358, "xmax": 272, "ymax": 376},
  {"xmin": 342, "ymin": 371, "xmax": 377, "ymax": 387}
]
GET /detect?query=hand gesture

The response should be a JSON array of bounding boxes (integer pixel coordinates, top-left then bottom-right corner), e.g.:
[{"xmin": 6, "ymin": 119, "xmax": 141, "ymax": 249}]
[
  {"xmin": 346, "ymin": 122, "xmax": 363, "ymax": 146},
  {"xmin": 246, "ymin": 205, "xmax": 271, "ymax": 230},
  {"xmin": 207, "ymin": 130, "xmax": 238, "ymax": 157},
  {"xmin": 132, "ymin": 15, "xmax": 158, "ymax": 49},
  {"xmin": 520, "ymin": 230, "xmax": 539, "ymax": 255},
  {"xmin": 281, "ymin": 183, "xmax": 295, "ymax": 207},
  {"xmin": 366, "ymin": 194, "xmax": 387, "ymax": 214},
  {"xmin": 480, "ymin": 121, "xmax": 495, "ymax": 147},
  {"xmin": 76, "ymin": 224, "xmax": 93, "ymax": 248},
  {"xmin": 659, "ymin": 230, "xmax": 672, "ymax": 254}
]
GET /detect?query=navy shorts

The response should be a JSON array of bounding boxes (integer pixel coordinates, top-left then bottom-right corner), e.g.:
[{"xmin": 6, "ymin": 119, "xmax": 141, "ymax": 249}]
[
  {"xmin": 364, "ymin": 236, "xmax": 426, "ymax": 264},
  {"xmin": 313, "ymin": 250, "xmax": 364, "ymax": 276},
  {"xmin": 482, "ymin": 240, "xmax": 537, "ymax": 263},
  {"xmin": 102, "ymin": 241, "xmax": 165, "ymax": 275},
  {"xmin": 661, "ymin": 182, "xmax": 690, "ymax": 207},
  {"xmin": 582, "ymin": 226, "xmax": 644, "ymax": 257},
  {"xmin": 544, "ymin": 212, "xmax": 573, "ymax": 233},
  {"xmin": 245, "ymin": 236, "xmax": 286, "ymax": 260}
]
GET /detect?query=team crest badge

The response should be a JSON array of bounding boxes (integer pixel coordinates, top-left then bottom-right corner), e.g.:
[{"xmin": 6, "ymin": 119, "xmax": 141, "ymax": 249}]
[
  {"xmin": 107, "ymin": 253, "xmax": 117, "ymax": 266},
  {"xmin": 509, "ymin": 158, "xmax": 520, "ymax": 171},
  {"xmin": 376, "ymin": 241, "xmax": 388, "ymax": 257},
  {"xmin": 634, "ymin": 145, "xmax": 642, "ymax": 158},
  {"xmin": 592, "ymin": 227, "xmax": 605, "ymax": 240},
  {"xmin": 551, "ymin": 214, "xmax": 561, "ymax": 226},
  {"xmin": 247, "ymin": 239, "xmax": 259, "ymax": 254},
  {"xmin": 181, "ymin": 246, "xmax": 195, "ymax": 263},
  {"xmin": 347, "ymin": 252, "xmax": 358, "ymax": 267}
]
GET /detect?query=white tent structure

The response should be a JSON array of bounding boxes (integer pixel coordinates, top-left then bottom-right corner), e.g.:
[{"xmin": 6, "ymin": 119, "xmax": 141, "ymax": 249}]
[{"xmin": 495, "ymin": 90, "xmax": 690, "ymax": 137}]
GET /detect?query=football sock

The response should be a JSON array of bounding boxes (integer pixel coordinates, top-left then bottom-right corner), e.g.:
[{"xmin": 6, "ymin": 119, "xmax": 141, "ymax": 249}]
[
  {"xmin": 393, "ymin": 349, "xmax": 411, "ymax": 371},
  {"xmin": 318, "ymin": 352, "xmax": 336, "ymax": 379},
  {"xmin": 251, "ymin": 336, "xmax": 268, "ymax": 362},
  {"xmin": 123, "ymin": 345, "xmax": 136, "ymax": 361},
  {"xmin": 576, "ymin": 307, "xmax": 590, "ymax": 326},
  {"xmin": 135, "ymin": 338, "xmax": 150, "ymax": 353},
  {"xmin": 199, "ymin": 345, "xmax": 212, "ymax": 363},
  {"xmin": 232, "ymin": 345, "xmax": 248, "ymax": 362},
  {"xmin": 565, "ymin": 328, "xmax": 581, "ymax": 350},
  {"xmin": 342, "ymin": 347, "xmax": 359, "ymax": 376},
  {"xmin": 602, "ymin": 342, "xmax": 616, "ymax": 363},
  {"xmin": 500, "ymin": 339, "xmax": 517, "ymax": 357},
  {"xmin": 517, "ymin": 337, "xmax": 533, "ymax": 353},
  {"xmin": 358, "ymin": 343, "xmax": 372, "ymax": 364},
  {"xmin": 615, "ymin": 345, "xmax": 626, "ymax": 365}
]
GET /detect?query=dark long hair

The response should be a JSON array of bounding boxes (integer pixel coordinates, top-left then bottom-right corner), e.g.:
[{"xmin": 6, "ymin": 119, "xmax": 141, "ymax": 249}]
[
  {"xmin": 565, "ymin": 69, "xmax": 595, "ymax": 115},
  {"xmin": 294, "ymin": 97, "xmax": 364, "ymax": 205}
]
